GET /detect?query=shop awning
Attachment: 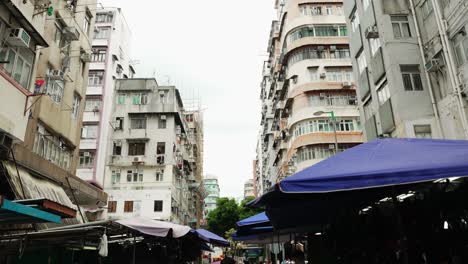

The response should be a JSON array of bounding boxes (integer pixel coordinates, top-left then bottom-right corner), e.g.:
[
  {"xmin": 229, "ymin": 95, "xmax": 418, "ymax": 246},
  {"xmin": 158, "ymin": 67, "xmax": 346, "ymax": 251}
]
[
  {"xmin": 237, "ymin": 212, "xmax": 270, "ymax": 227},
  {"xmin": 0, "ymin": 196, "xmax": 61, "ymax": 224},
  {"xmin": 280, "ymin": 138, "xmax": 468, "ymax": 194},
  {"xmin": 116, "ymin": 217, "xmax": 191, "ymax": 238},
  {"xmin": 194, "ymin": 229, "xmax": 230, "ymax": 247}
]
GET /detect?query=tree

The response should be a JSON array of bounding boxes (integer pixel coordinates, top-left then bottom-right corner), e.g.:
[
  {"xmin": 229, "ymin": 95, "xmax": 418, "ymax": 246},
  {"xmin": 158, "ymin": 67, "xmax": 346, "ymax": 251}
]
[
  {"xmin": 238, "ymin": 196, "xmax": 263, "ymax": 221},
  {"xmin": 207, "ymin": 197, "xmax": 240, "ymax": 237}
]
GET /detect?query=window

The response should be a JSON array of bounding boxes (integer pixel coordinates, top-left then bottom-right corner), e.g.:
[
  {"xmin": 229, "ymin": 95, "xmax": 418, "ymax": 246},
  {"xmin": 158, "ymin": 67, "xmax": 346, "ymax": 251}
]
[
  {"xmin": 88, "ymin": 71, "xmax": 104, "ymax": 86},
  {"xmin": 84, "ymin": 11, "xmax": 92, "ymax": 35},
  {"xmin": 124, "ymin": 201, "xmax": 134, "ymax": 213},
  {"xmin": 377, "ymin": 82, "xmax": 390, "ymax": 105},
  {"xmin": 159, "ymin": 90, "xmax": 168, "ymax": 103},
  {"xmin": 91, "ymin": 49, "xmax": 106, "ymax": 62},
  {"xmin": 309, "ymin": 69, "xmax": 319, "ymax": 82},
  {"xmin": 54, "ymin": 23, "xmax": 63, "ymax": 47},
  {"xmin": 126, "ymin": 169, "xmax": 143, "ymax": 182},
  {"xmin": 81, "ymin": 125, "xmax": 98, "ymax": 139},
  {"xmin": 111, "ymin": 170, "xmax": 121, "ymax": 184},
  {"xmin": 453, "ymin": 34, "xmax": 468, "ymax": 66},
  {"xmin": 325, "ymin": 69, "xmax": 354, "ymax": 82},
  {"xmin": 94, "ymin": 27, "xmax": 111, "ymax": 39},
  {"xmin": 292, "ymin": 118, "xmax": 360, "ymax": 138},
  {"xmin": 414, "ymin": 125, "xmax": 432, "ymax": 138},
  {"xmin": 32, "ymin": 124, "xmax": 72, "ymax": 170},
  {"xmin": 130, "ymin": 118, "xmax": 147, "ymax": 129},
  {"xmin": 391, "ymin": 16, "xmax": 411, "ymax": 38},
  {"xmin": 113, "ymin": 141, "xmax": 122, "ymax": 155},
  {"xmin": 156, "ymin": 170, "xmax": 164, "ymax": 181},
  {"xmin": 357, "ymin": 51, "xmax": 367, "ymax": 74},
  {"xmin": 84, "ymin": 98, "xmax": 101, "ymax": 112},
  {"xmin": 128, "ymin": 142, "xmax": 146, "ymax": 156},
  {"xmin": 117, "ymin": 94, "xmax": 126, "ymax": 104},
  {"xmin": 115, "ymin": 117, "xmax": 124, "ymax": 130},
  {"xmin": 96, "ymin": 13, "xmax": 113, "ymax": 23},
  {"xmin": 370, "ymin": 38, "xmax": 381, "ymax": 56},
  {"xmin": 351, "ymin": 12, "xmax": 360, "ymax": 33},
  {"xmin": 421, "ymin": 0, "xmax": 433, "ymax": 18},
  {"xmin": 154, "ymin": 200, "xmax": 163, "ymax": 212},
  {"xmin": 96, "ymin": 12, "xmax": 114, "ymax": 23},
  {"xmin": 315, "ymin": 25, "xmax": 339, "ymax": 37},
  {"xmin": 158, "ymin": 117, "xmax": 167, "ymax": 129},
  {"xmin": 311, "ymin": 6, "xmax": 322, "ymax": 15},
  {"xmin": 400, "ymin": 65, "xmax": 423, "ymax": 91},
  {"xmin": 363, "ymin": 99, "xmax": 373, "ymax": 120},
  {"xmin": 296, "ymin": 144, "xmax": 355, "ymax": 162},
  {"xmin": 326, "ymin": 6, "xmax": 333, "ymax": 15},
  {"xmin": 157, "ymin": 142, "xmax": 166, "ymax": 155},
  {"xmin": 108, "ymin": 201, "xmax": 117, "ymax": 213},
  {"xmin": 71, "ymin": 93, "xmax": 80, "ymax": 119},
  {"xmin": 132, "ymin": 93, "xmax": 148, "ymax": 105},
  {"xmin": 45, "ymin": 79, "xmax": 64, "ymax": 103},
  {"xmin": 79, "ymin": 151, "xmax": 95, "ymax": 167},
  {"xmin": 0, "ymin": 45, "xmax": 34, "ymax": 88},
  {"xmin": 336, "ymin": 6, "xmax": 343, "ymax": 15}
]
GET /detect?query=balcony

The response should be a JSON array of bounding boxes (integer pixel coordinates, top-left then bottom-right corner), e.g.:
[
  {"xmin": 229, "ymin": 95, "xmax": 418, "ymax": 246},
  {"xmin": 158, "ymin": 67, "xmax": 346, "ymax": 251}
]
[
  {"xmin": 108, "ymin": 154, "xmax": 171, "ymax": 166},
  {"xmin": 82, "ymin": 111, "xmax": 100, "ymax": 123},
  {"xmin": 86, "ymin": 85, "xmax": 103, "ymax": 95},
  {"xmin": 80, "ymin": 138, "xmax": 97, "ymax": 150}
]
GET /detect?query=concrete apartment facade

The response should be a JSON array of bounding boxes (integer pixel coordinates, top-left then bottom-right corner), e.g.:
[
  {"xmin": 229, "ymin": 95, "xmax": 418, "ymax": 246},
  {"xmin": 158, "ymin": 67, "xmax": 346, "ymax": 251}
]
[
  {"xmin": 343, "ymin": 0, "xmax": 468, "ymax": 140},
  {"xmin": 203, "ymin": 174, "xmax": 220, "ymax": 217},
  {"xmin": 77, "ymin": 8, "xmax": 135, "ymax": 188},
  {"xmin": 243, "ymin": 179, "xmax": 255, "ymax": 198},
  {"xmin": 104, "ymin": 79, "xmax": 202, "ymax": 226},
  {"xmin": 256, "ymin": 0, "xmax": 363, "ymax": 195},
  {"xmin": 0, "ymin": 0, "xmax": 107, "ymax": 224}
]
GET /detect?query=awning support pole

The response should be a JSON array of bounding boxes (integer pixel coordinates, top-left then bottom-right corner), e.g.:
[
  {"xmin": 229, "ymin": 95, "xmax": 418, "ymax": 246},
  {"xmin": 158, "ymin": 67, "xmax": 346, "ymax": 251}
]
[{"xmin": 66, "ymin": 177, "xmax": 86, "ymax": 223}]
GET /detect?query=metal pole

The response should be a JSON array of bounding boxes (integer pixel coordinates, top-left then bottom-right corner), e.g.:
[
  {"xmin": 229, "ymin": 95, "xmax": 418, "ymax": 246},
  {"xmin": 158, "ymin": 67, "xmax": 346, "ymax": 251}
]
[{"xmin": 330, "ymin": 111, "xmax": 339, "ymax": 153}]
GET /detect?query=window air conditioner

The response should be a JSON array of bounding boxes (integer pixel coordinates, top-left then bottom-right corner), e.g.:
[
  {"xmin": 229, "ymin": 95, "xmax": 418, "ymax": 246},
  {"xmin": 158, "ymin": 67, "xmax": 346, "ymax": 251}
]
[
  {"xmin": 80, "ymin": 52, "xmax": 92, "ymax": 62},
  {"xmin": 83, "ymin": 152, "xmax": 90, "ymax": 157},
  {"xmin": 133, "ymin": 157, "xmax": 143, "ymax": 163},
  {"xmin": 115, "ymin": 141, "xmax": 122, "ymax": 147},
  {"xmin": 342, "ymin": 81, "xmax": 353, "ymax": 88},
  {"xmin": 330, "ymin": 45, "xmax": 337, "ymax": 51},
  {"xmin": 160, "ymin": 115, "xmax": 167, "ymax": 120},
  {"xmin": 328, "ymin": 144, "xmax": 335, "ymax": 150},
  {"xmin": 365, "ymin": 26, "xmax": 379, "ymax": 39},
  {"xmin": 317, "ymin": 46, "xmax": 325, "ymax": 51},
  {"xmin": 320, "ymin": 73, "xmax": 327, "ymax": 79},
  {"xmin": 7, "ymin": 28, "xmax": 31, "ymax": 48},
  {"xmin": 48, "ymin": 70, "xmax": 64, "ymax": 80},
  {"xmin": 63, "ymin": 26, "xmax": 80, "ymax": 41},
  {"xmin": 425, "ymin": 59, "xmax": 442, "ymax": 72}
]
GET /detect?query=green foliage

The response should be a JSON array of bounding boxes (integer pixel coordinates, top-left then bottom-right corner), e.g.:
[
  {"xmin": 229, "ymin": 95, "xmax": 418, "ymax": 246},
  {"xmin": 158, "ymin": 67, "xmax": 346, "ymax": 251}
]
[
  {"xmin": 207, "ymin": 196, "xmax": 263, "ymax": 239},
  {"xmin": 239, "ymin": 196, "xmax": 263, "ymax": 221},
  {"xmin": 207, "ymin": 197, "xmax": 240, "ymax": 237}
]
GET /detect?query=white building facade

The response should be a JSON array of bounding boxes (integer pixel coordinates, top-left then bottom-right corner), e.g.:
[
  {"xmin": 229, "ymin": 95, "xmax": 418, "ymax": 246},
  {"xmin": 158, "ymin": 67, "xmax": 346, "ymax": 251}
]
[
  {"xmin": 77, "ymin": 8, "xmax": 135, "ymax": 188},
  {"xmin": 203, "ymin": 174, "xmax": 220, "ymax": 217},
  {"xmin": 104, "ymin": 79, "xmax": 200, "ymax": 226}
]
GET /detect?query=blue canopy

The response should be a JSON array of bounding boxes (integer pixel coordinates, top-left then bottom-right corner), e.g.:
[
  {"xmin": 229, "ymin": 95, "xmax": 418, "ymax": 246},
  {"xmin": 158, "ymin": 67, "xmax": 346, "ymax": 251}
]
[
  {"xmin": 280, "ymin": 138, "xmax": 468, "ymax": 193},
  {"xmin": 236, "ymin": 212, "xmax": 269, "ymax": 227},
  {"xmin": 194, "ymin": 228, "xmax": 230, "ymax": 247}
]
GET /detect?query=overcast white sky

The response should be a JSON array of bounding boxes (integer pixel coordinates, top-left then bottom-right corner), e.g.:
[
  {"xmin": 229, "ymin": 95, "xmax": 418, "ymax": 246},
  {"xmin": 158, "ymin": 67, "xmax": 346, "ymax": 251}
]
[{"xmin": 99, "ymin": 0, "xmax": 276, "ymax": 198}]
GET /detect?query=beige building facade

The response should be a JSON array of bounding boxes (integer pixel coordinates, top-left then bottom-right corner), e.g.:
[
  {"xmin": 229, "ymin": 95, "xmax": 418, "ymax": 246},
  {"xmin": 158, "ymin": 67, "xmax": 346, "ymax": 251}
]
[{"xmin": 256, "ymin": 0, "xmax": 363, "ymax": 194}]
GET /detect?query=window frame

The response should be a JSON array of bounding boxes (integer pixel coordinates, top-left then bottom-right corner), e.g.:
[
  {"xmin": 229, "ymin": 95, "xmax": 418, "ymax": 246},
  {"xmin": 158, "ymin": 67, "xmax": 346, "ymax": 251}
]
[
  {"xmin": 154, "ymin": 200, "xmax": 163, "ymax": 212},
  {"xmin": 391, "ymin": 16, "xmax": 411, "ymax": 38},
  {"xmin": 128, "ymin": 142, "xmax": 146, "ymax": 156},
  {"xmin": 130, "ymin": 117, "xmax": 147, "ymax": 129},
  {"xmin": 124, "ymin": 201, "xmax": 134, "ymax": 213}
]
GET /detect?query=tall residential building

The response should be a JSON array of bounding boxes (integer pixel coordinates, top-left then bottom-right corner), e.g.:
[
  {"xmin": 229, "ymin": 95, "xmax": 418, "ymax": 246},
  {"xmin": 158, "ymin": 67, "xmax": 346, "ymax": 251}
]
[
  {"xmin": 203, "ymin": 174, "xmax": 220, "ymax": 217},
  {"xmin": 256, "ymin": 0, "xmax": 363, "ymax": 195},
  {"xmin": 244, "ymin": 179, "xmax": 255, "ymax": 198},
  {"xmin": 252, "ymin": 160, "xmax": 259, "ymax": 198},
  {"xmin": 0, "ymin": 0, "xmax": 107, "ymax": 224},
  {"xmin": 77, "ymin": 8, "xmax": 135, "ymax": 188},
  {"xmin": 104, "ymin": 79, "xmax": 202, "ymax": 227},
  {"xmin": 343, "ymin": 0, "xmax": 468, "ymax": 141}
]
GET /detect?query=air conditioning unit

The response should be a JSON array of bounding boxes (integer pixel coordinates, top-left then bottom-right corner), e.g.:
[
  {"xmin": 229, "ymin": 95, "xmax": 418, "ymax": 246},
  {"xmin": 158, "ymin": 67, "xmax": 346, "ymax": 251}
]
[
  {"xmin": 328, "ymin": 144, "xmax": 335, "ymax": 149},
  {"xmin": 320, "ymin": 73, "xmax": 327, "ymax": 79},
  {"xmin": 349, "ymin": 97, "xmax": 357, "ymax": 105},
  {"xmin": 319, "ymin": 93, "xmax": 327, "ymax": 99},
  {"xmin": 365, "ymin": 26, "xmax": 379, "ymax": 39},
  {"xmin": 317, "ymin": 46, "xmax": 325, "ymax": 51},
  {"xmin": 115, "ymin": 141, "xmax": 122, "ymax": 147},
  {"xmin": 160, "ymin": 115, "xmax": 167, "ymax": 120},
  {"xmin": 425, "ymin": 59, "xmax": 442, "ymax": 72},
  {"xmin": 47, "ymin": 70, "xmax": 64, "ymax": 80},
  {"xmin": 7, "ymin": 28, "xmax": 31, "ymax": 48},
  {"xmin": 330, "ymin": 45, "xmax": 337, "ymax": 51},
  {"xmin": 63, "ymin": 26, "xmax": 80, "ymax": 41},
  {"xmin": 80, "ymin": 52, "xmax": 92, "ymax": 62},
  {"xmin": 342, "ymin": 81, "xmax": 353, "ymax": 88},
  {"xmin": 83, "ymin": 152, "xmax": 91, "ymax": 157},
  {"xmin": 133, "ymin": 156, "xmax": 144, "ymax": 163}
]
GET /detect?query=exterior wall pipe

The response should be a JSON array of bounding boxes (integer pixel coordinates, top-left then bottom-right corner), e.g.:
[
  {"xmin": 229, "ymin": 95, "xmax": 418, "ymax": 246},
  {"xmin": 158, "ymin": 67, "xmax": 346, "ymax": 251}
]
[
  {"xmin": 408, "ymin": 0, "xmax": 444, "ymax": 138},
  {"xmin": 430, "ymin": 0, "xmax": 468, "ymax": 138}
]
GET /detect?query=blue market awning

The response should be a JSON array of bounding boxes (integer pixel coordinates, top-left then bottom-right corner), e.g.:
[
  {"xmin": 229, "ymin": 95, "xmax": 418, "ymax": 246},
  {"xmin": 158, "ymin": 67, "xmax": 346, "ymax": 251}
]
[
  {"xmin": 194, "ymin": 229, "xmax": 230, "ymax": 247},
  {"xmin": 0, "ymin": 196, "xmax": 61, "ymax": 224},
  {"xmin": 237, "ymin": 212, "xmax": 270, "ymax": 227},
  {"xmin": 280, "ymin": 138, "xmax": 468, "ymax": 193}
]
